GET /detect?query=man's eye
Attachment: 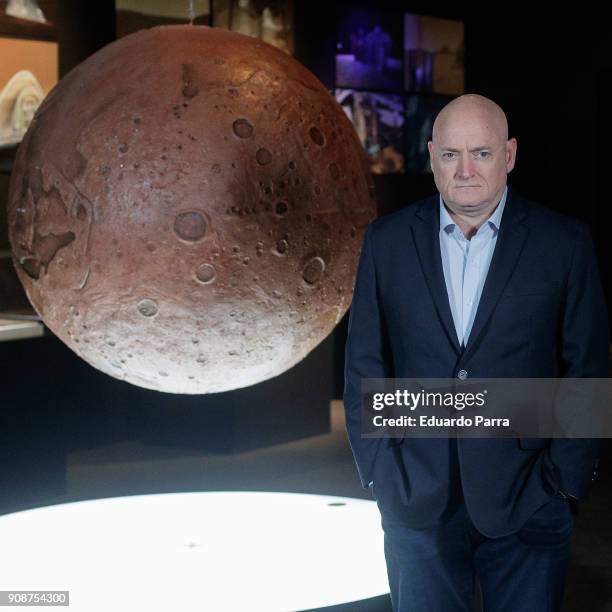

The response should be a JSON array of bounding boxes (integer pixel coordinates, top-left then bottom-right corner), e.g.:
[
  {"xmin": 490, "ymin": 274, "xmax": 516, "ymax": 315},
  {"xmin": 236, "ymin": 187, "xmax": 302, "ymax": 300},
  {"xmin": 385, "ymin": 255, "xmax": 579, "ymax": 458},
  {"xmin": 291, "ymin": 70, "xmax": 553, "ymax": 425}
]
[
  {"xmin": 477, "ymin": 151, "xmax": 491, "ymax": 159},
  {"xmin": 442, "ymin": 152, "xmax": 456, "ymax": 160}
]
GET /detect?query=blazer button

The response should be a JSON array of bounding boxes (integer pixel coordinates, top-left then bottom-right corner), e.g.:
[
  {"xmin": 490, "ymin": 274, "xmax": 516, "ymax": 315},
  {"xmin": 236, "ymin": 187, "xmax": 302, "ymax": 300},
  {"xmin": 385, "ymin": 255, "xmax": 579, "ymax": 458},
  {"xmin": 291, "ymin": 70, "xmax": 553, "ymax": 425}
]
[{"xmin": 457, "ymin": 369, "xmax": 468, "ymax": 380}]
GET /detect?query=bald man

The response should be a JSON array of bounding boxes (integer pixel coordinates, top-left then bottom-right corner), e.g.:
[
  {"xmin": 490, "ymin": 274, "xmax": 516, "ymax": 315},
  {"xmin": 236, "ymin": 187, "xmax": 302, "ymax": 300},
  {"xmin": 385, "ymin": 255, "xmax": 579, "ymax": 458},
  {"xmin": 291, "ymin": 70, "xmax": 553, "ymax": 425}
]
[{"xmin": 343, "ymin": 94, "xmax": 609, "ymax": 611}]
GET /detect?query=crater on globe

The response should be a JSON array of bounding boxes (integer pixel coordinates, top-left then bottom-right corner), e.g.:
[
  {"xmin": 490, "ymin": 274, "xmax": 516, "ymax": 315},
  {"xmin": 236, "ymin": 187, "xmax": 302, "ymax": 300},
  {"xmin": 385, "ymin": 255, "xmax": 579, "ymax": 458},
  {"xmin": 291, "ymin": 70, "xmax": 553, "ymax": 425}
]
[{"xmin": 8, "ymin": 25, "xmax": 376, "ymax": 393}]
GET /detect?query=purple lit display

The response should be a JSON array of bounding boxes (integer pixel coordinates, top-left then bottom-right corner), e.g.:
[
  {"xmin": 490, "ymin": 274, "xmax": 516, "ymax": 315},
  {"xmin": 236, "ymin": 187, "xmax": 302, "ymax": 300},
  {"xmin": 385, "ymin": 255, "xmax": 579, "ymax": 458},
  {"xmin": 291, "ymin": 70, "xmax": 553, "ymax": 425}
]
[{"xmin": 335, "ymin": 8, "xmax": 403, "ymax": 91}]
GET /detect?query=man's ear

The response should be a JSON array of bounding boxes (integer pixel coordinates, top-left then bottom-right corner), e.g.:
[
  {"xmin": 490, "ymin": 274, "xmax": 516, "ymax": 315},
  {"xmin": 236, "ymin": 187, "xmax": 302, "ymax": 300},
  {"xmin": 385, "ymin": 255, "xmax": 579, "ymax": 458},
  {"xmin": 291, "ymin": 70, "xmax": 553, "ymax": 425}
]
[
  {"xmin": 427, "ymin": 140, "xmax": 434, "ymax": 171},
  {"xmin": 506, "ymin": 137, "xmax": 518, "ymax": 172}
]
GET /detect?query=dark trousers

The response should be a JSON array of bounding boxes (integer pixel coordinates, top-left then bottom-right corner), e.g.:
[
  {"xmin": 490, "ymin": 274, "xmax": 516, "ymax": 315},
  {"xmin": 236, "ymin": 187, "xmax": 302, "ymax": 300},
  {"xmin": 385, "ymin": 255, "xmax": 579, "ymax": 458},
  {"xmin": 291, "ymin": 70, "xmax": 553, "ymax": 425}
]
[{"xmin": 381, "ymin": 493, "xmax": 574, "ymax": 612}]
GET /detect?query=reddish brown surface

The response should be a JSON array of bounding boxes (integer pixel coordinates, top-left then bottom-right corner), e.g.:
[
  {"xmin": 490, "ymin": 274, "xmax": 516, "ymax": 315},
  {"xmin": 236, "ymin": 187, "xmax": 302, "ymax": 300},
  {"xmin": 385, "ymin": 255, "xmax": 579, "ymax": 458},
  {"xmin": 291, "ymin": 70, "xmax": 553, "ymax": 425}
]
[{"xmin": 8, "ymin": 25, "xmax": 376, "ymax": 393}]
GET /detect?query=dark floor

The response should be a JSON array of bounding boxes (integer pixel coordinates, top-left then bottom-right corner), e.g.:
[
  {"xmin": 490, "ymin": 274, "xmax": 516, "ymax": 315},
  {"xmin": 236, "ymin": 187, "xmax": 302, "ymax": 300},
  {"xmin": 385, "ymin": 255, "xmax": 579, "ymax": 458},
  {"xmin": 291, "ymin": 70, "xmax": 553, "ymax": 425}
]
[
  {"xmin": 3, "ymin": 401, "xmax": 612, "ymax": 611},
  {"xmin": 561, "ymin": 439, "xmax": 612, "ymax": 612}
]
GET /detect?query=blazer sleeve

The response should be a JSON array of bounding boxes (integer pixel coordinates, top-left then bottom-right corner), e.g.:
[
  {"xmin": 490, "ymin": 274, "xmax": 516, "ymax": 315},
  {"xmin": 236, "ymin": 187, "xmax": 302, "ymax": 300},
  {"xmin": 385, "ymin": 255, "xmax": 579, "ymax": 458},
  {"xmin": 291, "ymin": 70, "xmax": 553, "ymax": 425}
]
[
  {"xmin": 343, "ymin": 224, "xmax": 394, "ymax": 489},
  {"xmin": 545, "ymin": 222, "xmax": 610, "ymax": 498}
]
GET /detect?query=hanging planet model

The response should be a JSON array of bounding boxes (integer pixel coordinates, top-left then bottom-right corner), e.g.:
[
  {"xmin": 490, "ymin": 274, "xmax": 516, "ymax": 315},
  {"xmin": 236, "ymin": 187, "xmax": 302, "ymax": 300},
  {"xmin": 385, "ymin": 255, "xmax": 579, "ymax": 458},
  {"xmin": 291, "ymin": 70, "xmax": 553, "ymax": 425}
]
[{"xmin": 7, "ymin": 25, "xmax": 376, "ymax": 393}]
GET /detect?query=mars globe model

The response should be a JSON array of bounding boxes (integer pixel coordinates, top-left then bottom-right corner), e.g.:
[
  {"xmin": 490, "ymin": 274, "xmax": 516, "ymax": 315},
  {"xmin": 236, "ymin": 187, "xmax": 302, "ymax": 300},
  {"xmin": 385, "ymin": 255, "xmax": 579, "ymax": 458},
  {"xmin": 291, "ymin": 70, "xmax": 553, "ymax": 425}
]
[{"xmin": 7, "ymin": 25, "xmax": 376, "ymax": 393}]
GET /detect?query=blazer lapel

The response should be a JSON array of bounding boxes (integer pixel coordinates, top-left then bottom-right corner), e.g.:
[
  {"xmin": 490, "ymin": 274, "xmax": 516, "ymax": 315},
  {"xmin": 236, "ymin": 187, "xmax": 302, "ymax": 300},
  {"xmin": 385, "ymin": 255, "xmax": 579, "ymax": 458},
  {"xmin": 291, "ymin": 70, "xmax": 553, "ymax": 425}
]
[
  {"xmin": 462, "ymin": 189, "xmax": 530, "ymax": 359},
  {"xmin": 411, "ymin": 197, "xmax": 462, "ymax": 355}
]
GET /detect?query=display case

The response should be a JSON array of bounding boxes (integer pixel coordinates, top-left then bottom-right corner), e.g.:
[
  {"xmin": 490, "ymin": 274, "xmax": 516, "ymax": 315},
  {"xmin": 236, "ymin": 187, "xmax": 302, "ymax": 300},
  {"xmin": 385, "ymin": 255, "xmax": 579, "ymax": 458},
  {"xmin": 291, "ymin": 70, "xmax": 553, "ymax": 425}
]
[{"xmin": 0, "ymin": 0, "xmax": 57, "ymax": 333}]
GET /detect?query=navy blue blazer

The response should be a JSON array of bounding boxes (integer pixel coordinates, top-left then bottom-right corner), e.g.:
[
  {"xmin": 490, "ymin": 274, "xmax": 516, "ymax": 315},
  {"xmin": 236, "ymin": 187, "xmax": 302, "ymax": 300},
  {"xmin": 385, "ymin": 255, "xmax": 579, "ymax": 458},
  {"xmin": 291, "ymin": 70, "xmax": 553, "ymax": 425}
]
[{"xmin": 343, "ymin": 188, "xmax": 610, "ymax": 537}]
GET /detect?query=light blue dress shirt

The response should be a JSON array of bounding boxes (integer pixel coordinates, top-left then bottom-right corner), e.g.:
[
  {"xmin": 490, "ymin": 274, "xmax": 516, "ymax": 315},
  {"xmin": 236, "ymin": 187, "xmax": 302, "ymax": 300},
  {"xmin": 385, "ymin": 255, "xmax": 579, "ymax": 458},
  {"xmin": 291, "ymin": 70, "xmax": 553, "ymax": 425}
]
[{"xmin": 439, "ymin": 186, "xmax": 508, "ymax": 348}]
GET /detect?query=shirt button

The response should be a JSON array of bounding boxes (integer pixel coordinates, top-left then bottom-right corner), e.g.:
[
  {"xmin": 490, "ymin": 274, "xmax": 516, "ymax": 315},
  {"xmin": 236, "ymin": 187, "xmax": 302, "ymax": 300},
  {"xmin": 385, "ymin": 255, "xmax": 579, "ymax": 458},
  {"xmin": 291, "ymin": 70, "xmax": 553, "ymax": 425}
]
[{"xmin": 457, "ymin": 369, "xmax": 468, "ymax": 380}]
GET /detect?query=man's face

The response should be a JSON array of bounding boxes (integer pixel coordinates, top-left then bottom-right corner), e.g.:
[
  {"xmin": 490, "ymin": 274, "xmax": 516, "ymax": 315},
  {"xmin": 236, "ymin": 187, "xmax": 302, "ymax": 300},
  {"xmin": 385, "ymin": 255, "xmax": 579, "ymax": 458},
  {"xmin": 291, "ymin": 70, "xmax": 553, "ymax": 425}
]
[{"xmin": 427, "ymin": 109, "xmax": 517, "ymax": 217}]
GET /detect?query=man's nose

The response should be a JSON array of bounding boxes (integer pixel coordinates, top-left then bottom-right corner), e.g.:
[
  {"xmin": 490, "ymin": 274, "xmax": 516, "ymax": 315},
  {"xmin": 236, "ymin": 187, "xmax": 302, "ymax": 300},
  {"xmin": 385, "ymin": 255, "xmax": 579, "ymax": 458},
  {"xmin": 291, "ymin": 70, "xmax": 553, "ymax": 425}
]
[{"xmin": 455, "ymin": 156, "xmax": 474, "ymax": 179}]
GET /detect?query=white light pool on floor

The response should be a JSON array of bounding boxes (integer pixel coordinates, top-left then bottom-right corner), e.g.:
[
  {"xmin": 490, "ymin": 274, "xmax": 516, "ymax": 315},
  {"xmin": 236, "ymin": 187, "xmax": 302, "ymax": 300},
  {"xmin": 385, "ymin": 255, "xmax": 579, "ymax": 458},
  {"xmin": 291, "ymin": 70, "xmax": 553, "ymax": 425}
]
[{"xmin": 0, "ymin": 491, "xmax": 388, "ymax": 611}]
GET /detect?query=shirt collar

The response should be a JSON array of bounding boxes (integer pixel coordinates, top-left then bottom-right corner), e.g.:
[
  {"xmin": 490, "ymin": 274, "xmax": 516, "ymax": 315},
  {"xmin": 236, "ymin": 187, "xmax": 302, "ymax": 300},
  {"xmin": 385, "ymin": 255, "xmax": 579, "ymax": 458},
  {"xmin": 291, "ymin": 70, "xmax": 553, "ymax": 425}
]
[{"xmin": 439, "ymin": 186, "xmax": 508, "ymax": 235}]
